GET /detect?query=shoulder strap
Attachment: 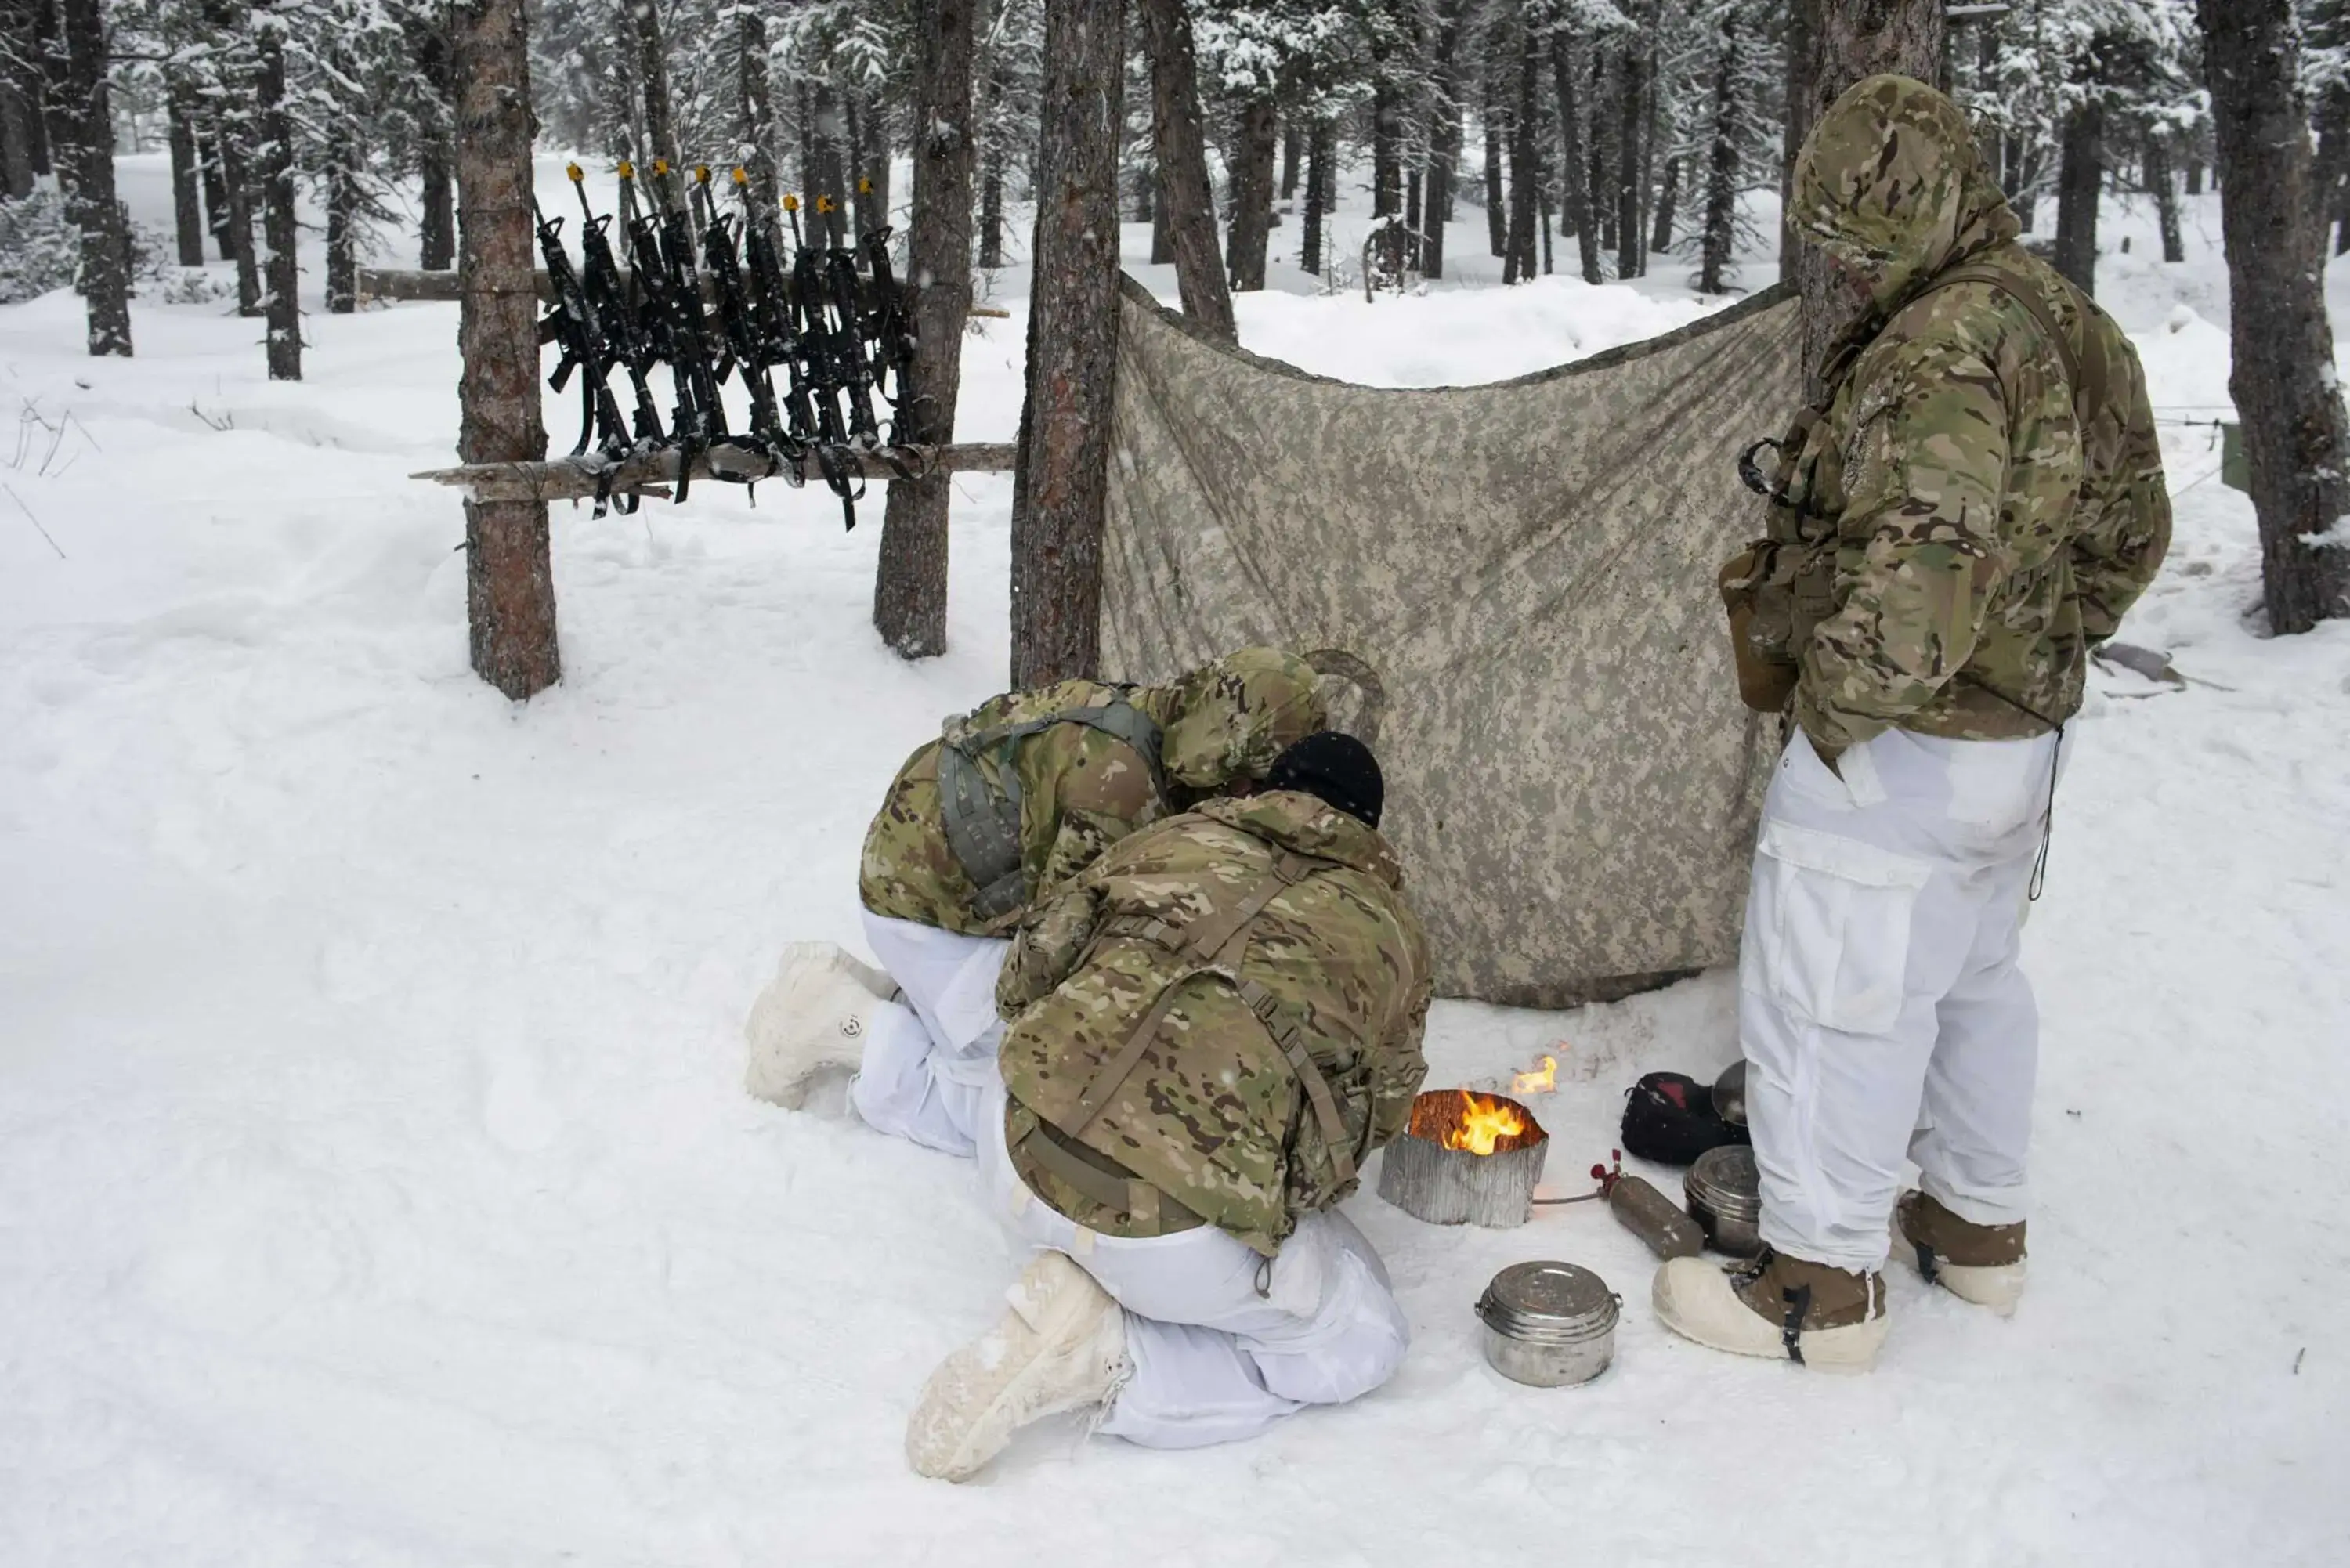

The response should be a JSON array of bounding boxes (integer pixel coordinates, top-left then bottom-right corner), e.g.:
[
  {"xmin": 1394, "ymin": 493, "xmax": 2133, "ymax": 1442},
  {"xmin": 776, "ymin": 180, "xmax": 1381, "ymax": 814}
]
[{"xmin": 1925, "ymin": 258, "xmax": 2098, "ymax": 415}]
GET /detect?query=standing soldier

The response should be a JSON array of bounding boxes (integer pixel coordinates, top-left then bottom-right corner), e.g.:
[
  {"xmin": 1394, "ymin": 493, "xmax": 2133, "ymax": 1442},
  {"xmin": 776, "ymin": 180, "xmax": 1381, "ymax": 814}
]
[
  {"xmin": 1676, "ymin": 76, "xmax": 2170, "ymax": 1368},
  {"xmin": 743, "ymin": 648, "xmax": 1326, "ymax": 1154},
  {"xmin": 903, "ymin": 733, "xmax": 1430, "ymax": 1479}
]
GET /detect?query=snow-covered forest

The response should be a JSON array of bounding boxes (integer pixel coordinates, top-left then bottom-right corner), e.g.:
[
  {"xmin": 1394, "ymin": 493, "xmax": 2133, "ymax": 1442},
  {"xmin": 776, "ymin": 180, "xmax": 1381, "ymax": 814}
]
[{"xmin": 3, "ymin": 0, "xmax": 2348, "ymax": 1563}]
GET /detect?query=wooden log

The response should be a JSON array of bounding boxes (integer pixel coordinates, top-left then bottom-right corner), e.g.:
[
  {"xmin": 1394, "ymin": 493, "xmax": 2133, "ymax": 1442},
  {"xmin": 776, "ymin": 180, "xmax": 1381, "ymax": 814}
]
[
  {"xmin": 1377, "ymin": 1092, "xmax": 1551, "ymax": 1229},
  {"xmin": 355, "ymin": 265, "xmax": 1010, "ymax": 318},
  {"xmin": 410, "ymin": 441, "xmax": 1018, "ymax": 503}
]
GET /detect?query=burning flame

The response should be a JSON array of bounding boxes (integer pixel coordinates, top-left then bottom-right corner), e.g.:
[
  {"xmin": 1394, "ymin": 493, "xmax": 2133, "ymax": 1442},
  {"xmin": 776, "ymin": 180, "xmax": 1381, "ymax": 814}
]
[
  {"xmin": 1441, "ymin": 1092, "xmax": 1531, "ymax": 1156},
  {"xmin": 1510, "ymin": 1054, "xmax": 1560, "ymax": 1096}
]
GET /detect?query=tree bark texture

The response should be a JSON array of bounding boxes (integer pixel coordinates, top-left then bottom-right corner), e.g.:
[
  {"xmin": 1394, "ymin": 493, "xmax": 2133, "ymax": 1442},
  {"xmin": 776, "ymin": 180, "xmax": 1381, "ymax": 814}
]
[
  {"xmin": 736, "ymin": 5, "xmax": 778, "ymax": 215},
  {"xmin": 1227, "ymin": 93, "xmax": 1275, "ymax": 290},
  {"xmin": 1010, "ymin": 0, "xmax": 1124, "ymax": 687},
  {"xmin": 874, "ymin": 0, "xmax": 978, "ymax": 659},
  {"xmin": 1699, "ymin": 2, "xmax": 1744, "ymax": 294},
  {"xmin": 1140, "ymin": 0, "xmax": 1231, "ymax": 339},
  {"xmin": 1483, "ymin": 56, "xmax": 1507, "ymax": 257},
  {"xmin": 2145, "ymin": 132, "xmax": 2183, "ymax": 266},
  {"xmin": 2052, "ymin": 81, "xmax": 2101, "ymax": 297},
  {"xmin": 629, "ymin": 0, "xmax": 685, "ymax": 219},
  {"xmin": 326, "ymin": 131, "xmax": 357, "ymax": 314},
  {"xmin": 197, "ymin": 118, "xmax": 230, "ymax": 257},
  {"xmin": 1302, "ymin": 116, "xmax": 1329, "ymax": 275},
  {"xmin": 809, "ymin": 81, "xmax": 849, "ymax": 245},
  {"xmin": 2198, "ymin": 0, "xmax": 2350, "ymax": 633},
  {"xmin": 56, "ymin": 0, "xmax": 127, "ymax": 356},
  {"xmin": 1650, "ymin": 154, "xmax": 1680, "ymax": 254},
  {"xmin": 166, "ymin": 87, "xmax": 204, "ymax": 266},
  {"xmin": 0, "ymin": 0, "xmax": 41, "ymax": 197},
  {"xmin": 257, "ymin": 15, "xmax": 299, "ymax": 378},
  {"xmin": 219, "ymin": 124, "xmax": 262, "ymax": 316},
  {"xmin": 419, "ymin": 20, "xmax": 456, "ymax": 268},
  {"xmin": 1793, "ymin": 0, "xmax": 1944, "ymax": 396},
  {"xmin": 1372, "ymin": 70, "xmax": 1401, "ymax": 218},
  {"xmin": 454, "ymin": 0, "xmax": 560, "ymax": 698},
  {"xmin": 979, "ymin": 142, "xmax": 1006, "ymax": 266},
  {"xmin": 1553, "ymin": 37, "xmax": 1600, "ymax": 284},
  {"xmin": 1781, "ymin": 0, "xmax": 1816, "ymax": 278},
  {"xmin": 1615, "ymin": 38, "xmax": 1647, "ymax": 279},
  {"xmin": 1280, "ymin": 114, "xmax": 1300, "ymax": 199},
  {"xmin": 1503, "ymin": 28, "xmax": 1538, "ymax": 284}
]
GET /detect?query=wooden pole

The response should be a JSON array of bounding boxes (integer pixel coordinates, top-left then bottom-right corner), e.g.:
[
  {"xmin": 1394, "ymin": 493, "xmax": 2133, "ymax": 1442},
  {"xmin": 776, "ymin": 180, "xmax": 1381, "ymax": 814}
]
[
  {"xmin": 454, "ymin": 0, "xmax": 559, "ymax": 699},
  {"xmin": 1010, "ymin": 0, "xmax": 1126, "ymax": 688},
  {"xmin": 410, "ymin": 443, "xmax": 1018, "ymax": 504},
  {"xmin": 873, "ymin": 0, "xmax": 978, "ymax": 659},
  {"xmin": 1139, "ymin": 0, "xmax": 1235, "ymax": 343}
]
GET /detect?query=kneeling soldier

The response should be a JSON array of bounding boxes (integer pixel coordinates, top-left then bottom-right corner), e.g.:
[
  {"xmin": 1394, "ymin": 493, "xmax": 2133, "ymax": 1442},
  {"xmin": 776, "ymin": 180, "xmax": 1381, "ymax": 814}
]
[
  {"xmin": 904, "ymin": 733, "xmax": 1431, "ymax": 1480},
  {"xmin": 743, "ymin": 649, "xmax": 1326, "ymax": 1154}
]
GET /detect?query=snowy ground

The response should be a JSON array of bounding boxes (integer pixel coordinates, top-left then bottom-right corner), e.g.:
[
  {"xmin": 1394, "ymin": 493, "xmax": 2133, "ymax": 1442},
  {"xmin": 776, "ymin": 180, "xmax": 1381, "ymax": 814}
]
[{"xmin": 3, "ymin": 159, "xmax": 2347, "ymax": 1566}]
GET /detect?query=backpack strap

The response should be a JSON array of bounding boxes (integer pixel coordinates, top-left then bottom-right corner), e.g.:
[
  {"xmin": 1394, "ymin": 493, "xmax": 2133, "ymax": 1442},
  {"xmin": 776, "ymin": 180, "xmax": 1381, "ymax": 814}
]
[
  {"xmin": 1013, "ymin": 1118, "xmax": 1201, "ymax": 1237},
  {"xmin": 935, "ymin": 693, "xmax": 1166, "ymax": 923},
  {"xmin": 1922, "ymin": 258, "xmax": 2106, "ymax": 420}
]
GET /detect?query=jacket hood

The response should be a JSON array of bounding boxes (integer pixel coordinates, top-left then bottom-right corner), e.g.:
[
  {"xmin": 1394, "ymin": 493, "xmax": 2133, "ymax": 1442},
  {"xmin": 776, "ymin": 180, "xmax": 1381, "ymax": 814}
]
[
  {"xmin": 1790, "ymin": 74, "xmax": 2017, "ymax": 324},
  {"xmin": 1151, "ymin": 647, "xmax": 1328, "ymax": 789},
  {"xmin": 1194, "ymin": 791, "xmax": 1401, "ymax": 884}
]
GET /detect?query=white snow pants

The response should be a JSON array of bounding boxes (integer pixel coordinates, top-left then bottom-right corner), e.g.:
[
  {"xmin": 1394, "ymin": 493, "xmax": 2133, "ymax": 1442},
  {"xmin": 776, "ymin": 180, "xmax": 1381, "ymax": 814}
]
[
  {"xmin": 1740, "ymin": 724, "xmax": 2061, "ymax": 1272},
  {"xmin": 973, "ymin": 1082, "xmax": 1412, "ymax": 1450},
  {"xmin": 848, "ymin": 912, "xmax": 1009, "ymax": 1158}
]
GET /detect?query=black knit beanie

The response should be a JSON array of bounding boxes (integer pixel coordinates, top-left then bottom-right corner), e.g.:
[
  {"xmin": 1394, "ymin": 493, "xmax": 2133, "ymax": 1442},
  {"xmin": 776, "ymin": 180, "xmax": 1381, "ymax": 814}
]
[{"xmin": 1264, "ymin": 732, "xmax": 1384, "ymax": 828}]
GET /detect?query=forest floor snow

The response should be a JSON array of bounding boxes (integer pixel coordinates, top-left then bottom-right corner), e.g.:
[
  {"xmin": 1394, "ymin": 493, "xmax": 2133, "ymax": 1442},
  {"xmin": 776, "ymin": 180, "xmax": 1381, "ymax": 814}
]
[{"xmin": 2, "ymin": 169, "xmax": 2347, "ymax": 1566}]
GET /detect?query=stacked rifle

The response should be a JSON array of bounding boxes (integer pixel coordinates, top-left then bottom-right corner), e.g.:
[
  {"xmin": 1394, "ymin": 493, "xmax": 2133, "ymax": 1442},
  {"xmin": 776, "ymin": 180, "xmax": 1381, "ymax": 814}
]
[{"xmin": 534, "ymin": 160, "xmax": 921, "ymax": 526}]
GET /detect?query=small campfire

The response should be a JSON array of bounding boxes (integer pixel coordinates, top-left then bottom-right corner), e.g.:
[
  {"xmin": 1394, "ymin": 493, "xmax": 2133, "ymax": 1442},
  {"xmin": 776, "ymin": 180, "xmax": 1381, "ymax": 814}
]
[{"xmin": 1379, "ymin": 1087, "xmax": 1551, "ymax": 1228}]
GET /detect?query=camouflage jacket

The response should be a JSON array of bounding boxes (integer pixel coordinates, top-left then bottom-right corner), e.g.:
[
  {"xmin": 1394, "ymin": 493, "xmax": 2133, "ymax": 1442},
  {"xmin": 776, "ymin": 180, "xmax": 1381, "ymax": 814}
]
[
  {"xmin": 996, "ymin": 792, "xmax": 1433, "ymax": 1257},
  {"xmin": 1754, "ymin": 74, "xmax": 2171, "ymax": 752},
  {"xmin": 859, "ymin": 649, "xmax": 1326, "ymax": 935}
]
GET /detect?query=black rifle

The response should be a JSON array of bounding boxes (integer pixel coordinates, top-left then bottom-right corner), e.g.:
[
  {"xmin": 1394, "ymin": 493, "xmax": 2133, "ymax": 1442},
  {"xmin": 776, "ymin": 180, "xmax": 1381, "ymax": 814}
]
[
  {"xmin": 698, "ymin": 168, "xmax": 791, "ymax": 472},
  {"xmin": 568, "ymin": 162, "xmax": 665, "ymax": 451},
  {"xmin": 784, "ymin": 197, "xmax": 869, "ymax": 527},
  {"xmin": 533, "ymin": 201, "xmax": 629, "ymax": 465},
  {"xmin": 620, "ymin": 161, "xmax": 728, "ymax": 500},
  {"xmin": 820, "ymin": 243, "xmax": 882, "ymax": 443}
]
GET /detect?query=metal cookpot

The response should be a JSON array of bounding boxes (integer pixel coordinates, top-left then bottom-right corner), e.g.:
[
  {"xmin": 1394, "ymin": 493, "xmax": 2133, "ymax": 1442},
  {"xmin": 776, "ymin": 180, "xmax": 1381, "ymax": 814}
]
[
  {"xmin": 1685, "ymin": 1144, "xmax": 1764, "ymax": 1258},
  {"xmin": 1474, "ymin": 1261, "xmax": 1620, "ymax": 1388},
  {"xmin": 1712, "ymin": 1060, "xmax": 1748, "ymax": 1127}
]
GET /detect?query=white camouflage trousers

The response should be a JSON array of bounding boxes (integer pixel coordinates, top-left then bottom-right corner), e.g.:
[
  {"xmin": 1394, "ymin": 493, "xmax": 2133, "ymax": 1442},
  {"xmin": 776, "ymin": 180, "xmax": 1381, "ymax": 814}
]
[
  {"xmin": 849, "ymin": 911, "xmax": 1008, "ymax": 1158},
  {"xmin": 1741, "ymin": 724, "xmax": 2061, "ymax": 1273},
  {"xmin": 972, "ymin": 1080, "xmax": 1411, "ymax": 1449}
]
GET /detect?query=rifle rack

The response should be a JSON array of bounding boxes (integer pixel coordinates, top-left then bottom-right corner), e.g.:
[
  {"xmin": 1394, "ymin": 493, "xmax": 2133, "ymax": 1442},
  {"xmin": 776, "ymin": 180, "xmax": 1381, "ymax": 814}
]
[
  {"xmin": 357, "ymin": 267, "xmax": 1010, "ymax": 319},
  {"xmin": 412, "ymin": 440, "xmax": 1018, "ymax": 504}
]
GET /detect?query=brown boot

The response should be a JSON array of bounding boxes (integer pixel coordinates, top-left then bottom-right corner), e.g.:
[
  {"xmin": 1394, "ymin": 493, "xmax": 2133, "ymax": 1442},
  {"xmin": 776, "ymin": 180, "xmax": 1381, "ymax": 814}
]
[
  {"xmin": 1897, "ymin": 1191, "xmax": 2027, "ymax": 1315},
  {"xmin": 1653, "ymin": 1248, "xmax": 1889, "ymax": 1371}
]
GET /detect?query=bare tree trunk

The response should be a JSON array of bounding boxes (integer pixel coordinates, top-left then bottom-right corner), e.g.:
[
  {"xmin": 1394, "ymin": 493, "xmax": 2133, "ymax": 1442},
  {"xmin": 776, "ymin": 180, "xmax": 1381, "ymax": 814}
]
[
  {"xmin": 1699, "ymin": 1, "xmax": 1744, "ymax": 294},
  {"xmin": 1010, "ymin": 0, "xmax": 1124, "ymax": 687},
  {"xmin": 419, "ymin": 20, "xmax": 455, "ymax": 268},
  {"xmin": 1615, "ymin": 38, "xmax": 1645, "ymax": 279},
  {"xmin": 1504, "ymin": 27, "xmax": 1538, "ymax": 284},
  {"xmin": 56, "ymin": 0, "xmax": 127, "ymax": 356},
  {"xmin": 1372, "ymin": 70, "xmax": 1401, "ymax": 218},
  {"xmin": 1794, "ymin": 0, "xmax": 1944, "ymax": 395},
  {"xmin": 1227, "ymin": 92, "xmax": 1275, "ymax": 289},
  {"xmin": 1138, "ymin": 0, "xmax": 1233, "ymax": 340},
  {"xmin": 326, "ymin": 128, "xmax": 357, "ymax": 313},
  {"xmin": 454, "ymin": 0, "xmax": 559, "ymax": 698},
  {"xmin": 1150, "ymin": 172, "xmax": 1173, "ymax": 262},
  {"xmin": 1591, "ymin": 52, "xmax": 1614, "ymax": 255},
  {"xmin": 1781, "ymin": 0, "xmax": 1816, "ymax": 279},
  {"xmin": 2184, "ymin": 156, "xmax": 2200, "ymax": 197},
  {"xmin": 1650, "ymin": 154, "xmax": 1680, "ymax": 253},
  {"xmin": 219, "ymin": 123, "xmax": 262, "ymax": 316},
  {"xmin": 1482, "ymin": 56, "xmax": 1507, "ymax": 257},
  {"xmin": 736, "ymin": 4, "xmax": 779, "ymax": 215},
  {"xmin": 2052, "ymin": 71, "xmax": 2101, "ymax": 296},
  {"xmin": 167, "ymin": 86, "xmax": 204, "ymax": 266},
  {"xmin": 257, "ymin": 14, "xmax": 299, "ymax": 379},
  {"xmin": 36, "ymin": 0, "xmax": 70, "ymax": 182},
  {"xmin": 1422, "ymin": 76, "xmax": 1456, "ymax": 278},
  {"xmin": 858, "ymin": 91, "xmax": 892, "ymax": 231},
  {"xmin": 875, "ymin": 0, "xmax": 977, "ymax": 659},
  {"xmin": 198, "ymin": 120, "xmax": 231, "ymax": 258},
  {"xmin": 979, "ymin": 139, "xmax": 1006, "ymax": 266},
  {"xmin": 1302, "ymin": 115, "xmax": 1329, "ymax": 275},
  {"xmin": 2199, "ymin": 0, "xmax": 2350, "ymax": 633},
  {"xmin": 1280, "ymin": 114, "xmax": 1300, "ymax": 199},
  {"xmin": 2145, "ymin": 131, "xmax": 2183, "ymax": 266},
  {"xmin": 629, "ymin": 0, "xmax": 685, "ymax": 219},
  {"xmin": 810, "ymin": 81, "xmax": 849, "ymax": 244},
  {"xmin": 1553, "ymin": 35, "xmax": 1600, "ymax": 284},
  {"xmin": 0, "ymin": 0, "xmax": 39, "ymax": 197}
]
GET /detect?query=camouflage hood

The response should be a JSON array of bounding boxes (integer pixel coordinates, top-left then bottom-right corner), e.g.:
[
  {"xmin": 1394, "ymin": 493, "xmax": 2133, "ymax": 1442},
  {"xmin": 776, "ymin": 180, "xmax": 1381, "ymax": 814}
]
[
  {"xmin": 1147, "ymin": 646, "xmax": 1328, "ymax": 789},
  {"xmin": 1790, "ymin": 74, "xmax": 2018, "ymax": 327},
  {"xmin": 1191, "ymin": 790, "xmax": 1403, "ymax": 886}
]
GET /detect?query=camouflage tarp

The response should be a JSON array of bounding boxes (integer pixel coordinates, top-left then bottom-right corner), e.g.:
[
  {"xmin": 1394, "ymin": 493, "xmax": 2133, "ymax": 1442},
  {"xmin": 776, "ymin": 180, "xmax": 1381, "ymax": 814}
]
[{"xmin": 1100, "ymin": 277, "xmax": 1802, "ymax": 1008}]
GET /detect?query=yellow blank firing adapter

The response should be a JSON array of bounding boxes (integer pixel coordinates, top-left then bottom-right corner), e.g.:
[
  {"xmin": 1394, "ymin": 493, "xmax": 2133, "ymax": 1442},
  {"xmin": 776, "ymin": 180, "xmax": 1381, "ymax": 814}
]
[
  {"xmin": 617, "ymin": 160, "xmax": 635, "ymax": 179},
  {"xmin": 816, "ymin": 194, "xmax": 837, "ymax": 214},
  {"xmin": 566, "ymin": 161, "xmax": 583, "ymax": 182},
  {"xmin": 652, "ymin": 158, "xmax": 670, "ymax": 177},
  {"xmin": 783, "ymin": 193, "xmax": 800, "ymax": 211},
  {"xmin": 859, "ymin": 176, "xmax": 873, "ymax": 194},
  {"xmin": 695, "ymin": 164, "xmax": 710, "ymax": 184},
  {"xmin": 731, "ymin": 167, "xmax": 749, "ymax": 187}
]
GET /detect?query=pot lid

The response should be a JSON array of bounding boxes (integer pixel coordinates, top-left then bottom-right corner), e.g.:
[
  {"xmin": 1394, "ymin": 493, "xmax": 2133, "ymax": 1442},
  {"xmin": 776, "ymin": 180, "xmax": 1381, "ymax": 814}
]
[
  {"xmin": 1685, "ymin": 1144, "xmax": 1762, "ymax": 1217},
  {"xmin": 1477, "ymin": 1261, "xmax": 1620, "ymax": 1342}
]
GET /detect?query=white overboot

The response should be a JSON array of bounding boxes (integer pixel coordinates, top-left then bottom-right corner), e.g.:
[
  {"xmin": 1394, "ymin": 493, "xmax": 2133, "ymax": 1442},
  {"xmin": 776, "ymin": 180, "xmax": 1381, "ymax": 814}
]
[
  {"xmin": 743, "ymin": 941, "xmax": 899, "ymax": 1109},
  {"xmin": 1653, "ymin": 1250, "xmax": 1890, "ymax": 1373},
  {"xmin": 1896, "ymin": 1191, "xmax": 2028, "ymax": 1317},
  {"xmin": 906, "ymin": 1251, "xmax": 1131, "ymax": 1482}
]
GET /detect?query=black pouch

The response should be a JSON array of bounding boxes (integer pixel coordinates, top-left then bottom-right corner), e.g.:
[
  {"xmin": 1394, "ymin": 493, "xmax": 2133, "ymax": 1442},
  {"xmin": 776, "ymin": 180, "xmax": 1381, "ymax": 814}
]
[{"xmin": 1621, "ymin": 1071, "xmax": 1751, "ymax": 1167}]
